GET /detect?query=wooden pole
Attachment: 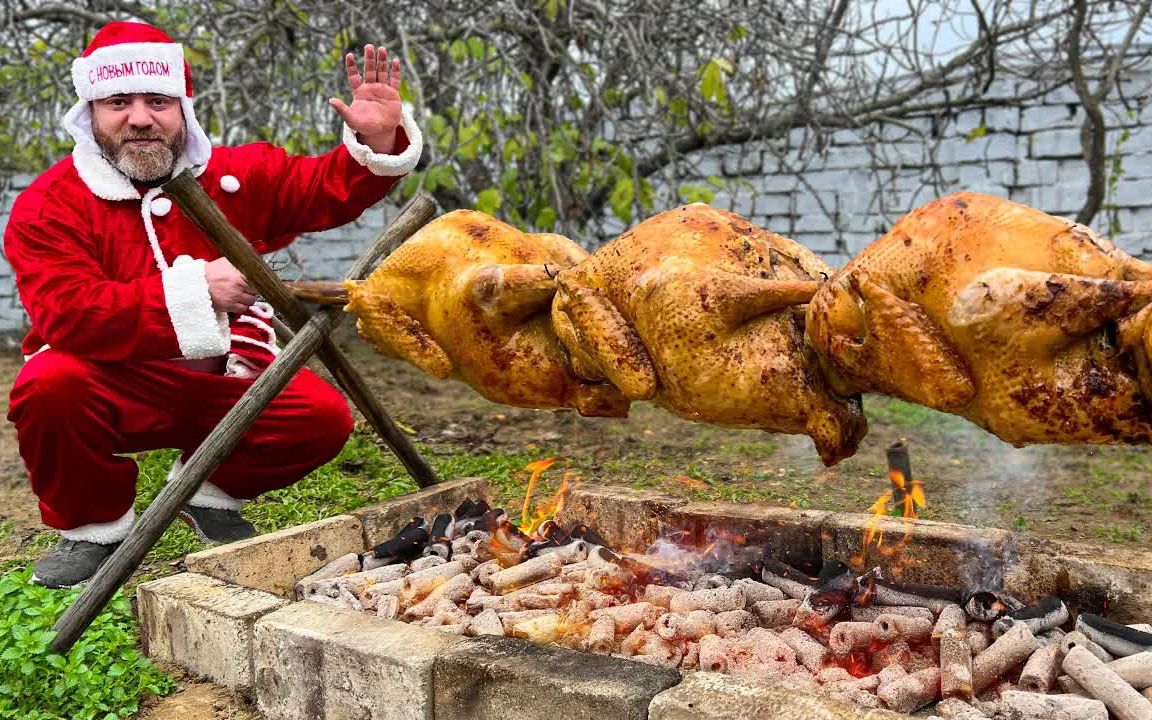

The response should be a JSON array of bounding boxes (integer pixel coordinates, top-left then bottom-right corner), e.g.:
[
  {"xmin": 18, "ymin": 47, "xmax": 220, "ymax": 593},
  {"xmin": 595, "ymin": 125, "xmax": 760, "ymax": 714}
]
[
  {"xmin": 163, "ymin": 172, "xmax": 439, "ymax": 489},
  {"xmin": 50, "ymin": 195, "xmax": 435, "ymax": 655}
]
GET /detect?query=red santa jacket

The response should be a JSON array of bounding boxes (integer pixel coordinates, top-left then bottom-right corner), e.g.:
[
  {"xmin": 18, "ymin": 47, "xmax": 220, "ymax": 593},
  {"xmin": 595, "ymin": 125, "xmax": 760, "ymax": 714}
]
[{"xmin": 4, "ymin": 116, "xmax": 422, "ymax": 370}]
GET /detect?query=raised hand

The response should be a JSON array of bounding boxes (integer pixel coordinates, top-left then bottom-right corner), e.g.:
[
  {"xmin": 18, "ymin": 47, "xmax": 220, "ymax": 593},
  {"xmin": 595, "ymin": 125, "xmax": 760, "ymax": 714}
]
[{"xmin": 329, "ymin": 44, "xmax": 404, "ymax": 153}]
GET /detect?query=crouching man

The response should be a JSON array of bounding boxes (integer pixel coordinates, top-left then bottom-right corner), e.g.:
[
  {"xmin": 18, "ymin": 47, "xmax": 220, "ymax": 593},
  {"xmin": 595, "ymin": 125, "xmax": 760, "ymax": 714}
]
[{"xmin": 4, "ymin": 21, "xmax": 423, "ymax": 587}]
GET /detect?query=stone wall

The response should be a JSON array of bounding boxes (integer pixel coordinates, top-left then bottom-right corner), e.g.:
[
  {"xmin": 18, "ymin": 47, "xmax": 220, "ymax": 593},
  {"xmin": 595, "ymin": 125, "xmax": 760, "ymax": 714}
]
[{"xmin": 1, "ymin": 70, "xmax": 1150, "ymax": 337}]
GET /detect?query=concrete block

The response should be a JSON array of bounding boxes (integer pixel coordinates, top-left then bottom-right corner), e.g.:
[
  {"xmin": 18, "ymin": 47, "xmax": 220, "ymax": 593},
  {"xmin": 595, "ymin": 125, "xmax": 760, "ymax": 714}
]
[
  {"xmin": 793, "ymin": 210, "xmax": 836, "ymax": 233},
  {"xmin": 791, "ymin": 231, "xmax": 839, "ymax": 253},
  {"xmin": 1004, "ymin": 537, "xmax": 1152, "ymax": 622},
  {"xmin": 137, "ymin": 572, "xmax": 288, "ymax": 689},
  {"xmin": 756, "ymin": 173, "xmax": 798, "ymax": 193},
  {"xmin": 555, "ymin": 484, "xmax": 688, "ymax": 552},
  {"xmin": 254, "ymin": 601, "xmax": 462, "ymax": 720},
  {"xmin": 1111, "ymin": 177, "xmax": 1152, "ymax": 208},
  {"xmin": 822, "ymin": 513, "xmax": 1013, "ymax": 589},
  {"xmin": 185, "ymin": 515, "xmax": 365, "ymax": 596},
  {"xmin": 822, "ymin": 146, "xmax": 874, "ymax": 171},
  {"xmin": 353, "ymin": 476, "xmax": 489, "ymax": 548},
  {"xmin": 649, "ymin": 671, "xmax": 903, "ymax": 719},
  {"xmin": 1015, "ymin": 159, "xmax": 1060, "ymax": 187},
  {"xmin": 666, "ymin": 501, "xmax": 833, "ymax": 568},
  {"xmin": 952, "ymin": 133, "xmax": 1020, "ymax": 163},
  {"xmin": 433, "ymin": 636, "xmax": 681, "ymax": 720},
  {"xmin": 721, "ymin": 147, "xmax": 762, "ymax": 176},
  {"xmin": 756, "ymin": 192, "xmax": 793, "ymax": 217},
  {"xmin": 1021, "ymin": 104, "xmax": 1080, "ymax": 132},
  {"xmin": 1032, "ymin": 128, "xmax": 1084, "ymax": 159}
]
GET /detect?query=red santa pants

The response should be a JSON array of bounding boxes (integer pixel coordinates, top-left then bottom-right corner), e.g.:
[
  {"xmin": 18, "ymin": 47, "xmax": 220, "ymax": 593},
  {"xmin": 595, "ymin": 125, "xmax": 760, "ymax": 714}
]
[{"xmin": 7, "ymin": 349, "xmax": 354, "ymax": 532}]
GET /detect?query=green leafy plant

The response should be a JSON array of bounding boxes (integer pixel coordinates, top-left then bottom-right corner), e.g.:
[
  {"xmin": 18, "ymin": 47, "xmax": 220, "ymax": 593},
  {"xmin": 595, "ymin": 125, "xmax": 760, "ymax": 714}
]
[{"xmin": 0, "ymin": 569, "xmax": 176, "ymax": 720}]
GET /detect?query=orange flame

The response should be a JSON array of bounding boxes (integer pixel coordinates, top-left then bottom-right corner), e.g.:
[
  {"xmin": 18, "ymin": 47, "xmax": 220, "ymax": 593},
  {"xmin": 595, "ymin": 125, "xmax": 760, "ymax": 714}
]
[
  {"xmin": 855, "ymin": 468, "xmax": 926, "ymax": 567},
  {"xmin": 519, "ymin": 457, "xmax": 556, "ymax": 529}
]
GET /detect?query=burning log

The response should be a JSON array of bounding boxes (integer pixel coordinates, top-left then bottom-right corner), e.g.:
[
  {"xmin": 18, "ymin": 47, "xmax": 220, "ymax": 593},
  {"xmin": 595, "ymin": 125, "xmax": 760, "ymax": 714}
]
[
  {"xmin": 698, "ymin": 634, "xmax": 730, "ymax": 673},
  {"xmin": 939, "ymin": 628, "xmax": 973, "ymax": 698},
  {"xmin": 933, "ymin": 604, "xmax": 967, "ymax": 640},
  {"xmin": 731, "ymin": 577, "xmax": 785, "ymax": 604},
  {"xmin": 402, "ymin": 560, "xmax": 468, "ymax": 602},
  {"xmin": 424, "ymin": 513, "xmax": 455, "ymax": 559},
  {"xmin": 779, "ymin": 627, "xmax": 830, "ymax": 672},
  {"xmin": 370, "ymin": 519, "xmax": 429, "ymax": 565},
  {"xmin": 404, "ymin": 573, "xmax": 475, "ymax": 619},
  {"xmin": 488, "ymin": 553, "xmax": 565, "ymax": 594},
  {"xmin": 469, "ymin": 608, "xmax": 505, "ymax": 636},
  {"xmin": 301, "ymin": 552, "xmax": 362, "ymax": 582},
  {"xmin": 966, "ymin": 623, "xmax": 991, "ymax": 654},
  {"xmin": 643, "ymin": 584, "xmax": 686, "ymax": 609},
  {"xmin": 1018, "ymin": 643, "xmax": 1064, "ymax": 693},
  {"xmin": 471, "ymin": 559, "xmax": 502, "ymax": 587},
  {"xmin": 1062, "ymin": 645, "xmax": 1152, "ymax": 720},
  {"xmin": 1077, "ymin": 614, "xmax": 1152, "ymax": 658},
  {"xmin": 830, "ymin": 622, "xmax": 875, "ymax": 656},
  {"xmin": 992, "ymin": 596, "xmax": 1069, "ymax": 638},
  {"xmin": 877, "ymin": 667, "xmax": 941, "ymax": 713},
  {"xmin": 999, "ymin": 690, "xmax": 1109, "ymax": 720},
  {"xmin": 410, "ymin": 555, "xmax": 448, "ymax": 572},
  {"xmin": 511, "ymin": 614, "xmax": 564, "ymax": 644},
  {"xmin": 971, "ymin": 621, "xmax": 1040, "ymax": 693},
  {"xmin": 761, "ymin": 559, "xmax": 817, "ymax": 600},
  {"xmin": 583, "ymin": 614, "xmax": 616, "ymax": 652},
  {"xmin": 874, "ymin": 614, "xmax": 934, "ymax": 644},
  {"xmin": 375, "ymin": 595, "xmax": 400, "ymax": 620},
  {"xmin": 738, "ymin": 627, "xmax": 797, "ymax": 667},
  {"xmin": 714, "ymin": 609, "xmax": 757, "ymax": 637},
  {"xmin": 669, "ymin": 586, "xmax": 746, "ymax": 614},
  {"xmin": 753, "ymin": 599, "xmax": 801, "ymax": 627},
  {"xmin": 1062, "ymin": 630, "xmax": 1116, "ymax": 663},
  {"xmin": 871, "ymin": 580, "xmax": 957, "ymax": 614},
  {"xmin": 870, "ymin": 640, "xmax": 913, "ymax": 673},
  {"xmin": 850, "ymin": 605, "xmax": 935, "ymax": 623},
  {"xmin": 589, "ymin": 602, "xmax": 659, "ymax": 633},
  {"xmin": 963, "ymin": 589, "xmax": 1021, "ymax": 622}
]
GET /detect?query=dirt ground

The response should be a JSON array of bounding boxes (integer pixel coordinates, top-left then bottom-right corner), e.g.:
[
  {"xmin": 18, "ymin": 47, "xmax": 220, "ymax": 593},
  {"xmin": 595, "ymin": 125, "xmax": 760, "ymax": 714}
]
[{"xmin": 2, "ymin": 324, "xmax": 1151, "ymax": 717}]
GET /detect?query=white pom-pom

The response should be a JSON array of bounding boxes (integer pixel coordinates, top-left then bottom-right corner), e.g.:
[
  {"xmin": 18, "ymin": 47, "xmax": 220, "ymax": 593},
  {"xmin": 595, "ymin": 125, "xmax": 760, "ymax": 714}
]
[
  {"xmin": 151, "ymin": 196, "xmax": 172, "ymax": 216},
  {"xmin": 220, "ymin": 175, "xmax": 240, "ymax": 193}
]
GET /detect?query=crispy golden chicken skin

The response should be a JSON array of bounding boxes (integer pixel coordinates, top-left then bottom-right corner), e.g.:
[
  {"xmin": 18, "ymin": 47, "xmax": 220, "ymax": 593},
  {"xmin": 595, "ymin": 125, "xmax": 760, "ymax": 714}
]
[
  {"xmin": 552, "ymin": 203, "xmax": 866, "ymax": 465},
  {"xmin": 342, "ymin": 209, "xmax": 629, "ymax": 417},
  {"xmin": 805, "ymin": 191, "xmax": 1152, "ymax": 446}
]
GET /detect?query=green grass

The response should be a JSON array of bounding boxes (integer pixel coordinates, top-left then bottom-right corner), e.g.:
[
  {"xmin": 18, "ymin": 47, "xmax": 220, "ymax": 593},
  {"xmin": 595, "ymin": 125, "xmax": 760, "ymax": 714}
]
[{"xmin": 0, "ymin": 568, "xmax": 176, "ymax": 719}]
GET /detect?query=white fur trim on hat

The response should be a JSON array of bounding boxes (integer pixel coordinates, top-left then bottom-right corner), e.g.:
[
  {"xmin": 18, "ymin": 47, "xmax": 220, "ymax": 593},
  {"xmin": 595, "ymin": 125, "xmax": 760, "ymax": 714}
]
[
  {"xmin": 60, "ymin": 507, "xmax": 135, "ymax": 544},
  {"xmin": 72, "ymin": 42, "xmax": 186, "ymax": 101},
  {"xmin": 161, "ymin": 255, "xmax": 231, "ymax": 359},
  {"xmin": 168, "ymin": 458, "xmax": 246, "ymax": 511},
  {"xmin": 342, "ymin": 104, "xmax": 423, "ymax": 176}
]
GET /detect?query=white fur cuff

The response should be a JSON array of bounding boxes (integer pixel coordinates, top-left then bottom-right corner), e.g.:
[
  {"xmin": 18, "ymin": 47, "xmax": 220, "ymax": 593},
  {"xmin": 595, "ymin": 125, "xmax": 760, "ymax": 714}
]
[
  {"xmin": 161, "ymin": 255, "xmax": 231, "ymax": 359},
  {"xmin": 60, "ymin": 508, "xmax": 135, "ymax": 544},
  {"xmin": 342, "ymin": 105, "xmax": 423, "ymax": 176},
  {"xmin": 168, "ymin": 458, "xmax": 246, "ymax": 511}
]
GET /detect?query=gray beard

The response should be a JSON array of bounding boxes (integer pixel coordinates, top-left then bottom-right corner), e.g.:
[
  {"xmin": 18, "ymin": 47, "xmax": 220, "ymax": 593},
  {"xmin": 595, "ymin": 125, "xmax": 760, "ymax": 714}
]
[{"xmin": 93, "ymin": 126, "xmax": 185, "ymax": 183}]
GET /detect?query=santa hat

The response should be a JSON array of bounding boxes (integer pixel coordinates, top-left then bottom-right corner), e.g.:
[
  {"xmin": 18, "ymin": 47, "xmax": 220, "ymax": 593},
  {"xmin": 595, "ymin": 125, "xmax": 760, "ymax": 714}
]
[{"xmin": 62, "ymin": 21, "xmax": 212, "ymax": 199}]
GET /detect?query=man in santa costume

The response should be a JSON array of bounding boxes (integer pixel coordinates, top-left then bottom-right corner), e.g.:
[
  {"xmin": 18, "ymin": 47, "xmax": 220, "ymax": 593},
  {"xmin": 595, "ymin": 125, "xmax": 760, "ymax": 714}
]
[{"xmin": 4, "ymin": 21, "xmax": 423, "ymax": 587}]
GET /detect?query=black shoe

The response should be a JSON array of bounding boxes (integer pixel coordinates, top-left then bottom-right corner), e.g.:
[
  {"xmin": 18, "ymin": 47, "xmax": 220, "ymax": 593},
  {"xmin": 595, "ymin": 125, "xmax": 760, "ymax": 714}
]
[
  {"xmin": 31, "ymin": 539, "xmax": 120, "ymax": 588},
  {"xmin": 178, "ymin": 505, "xmax": 257, "ymax": 544}
]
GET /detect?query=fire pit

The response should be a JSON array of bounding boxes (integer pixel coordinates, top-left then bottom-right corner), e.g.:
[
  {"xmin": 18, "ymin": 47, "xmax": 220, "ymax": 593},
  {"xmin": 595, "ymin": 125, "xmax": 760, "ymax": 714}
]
[{"xmin": 136, "ymin": 475, "xmax": 1152, "ymax": 720}]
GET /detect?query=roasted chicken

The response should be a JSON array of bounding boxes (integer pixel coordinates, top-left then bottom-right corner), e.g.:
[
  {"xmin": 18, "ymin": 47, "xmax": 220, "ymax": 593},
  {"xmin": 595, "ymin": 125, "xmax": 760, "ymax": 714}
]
[
  {"xmin": 805, "ymin": 191, "xmax": 1152, "ymax": 446},
  {"xmin": 304, "ymin": 209, "xmax": 630, "ymax": 416},
  {"xmin": 551, "ymin": 203, "xmax": 867, "ymax": 465}
]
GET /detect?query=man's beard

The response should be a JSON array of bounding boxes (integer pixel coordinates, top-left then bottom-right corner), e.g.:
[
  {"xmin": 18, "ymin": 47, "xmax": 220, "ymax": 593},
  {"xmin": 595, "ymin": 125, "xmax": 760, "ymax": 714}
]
[{"xmin": 93, "ymin": 124, "xmax": 185, "ymax": 183}]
